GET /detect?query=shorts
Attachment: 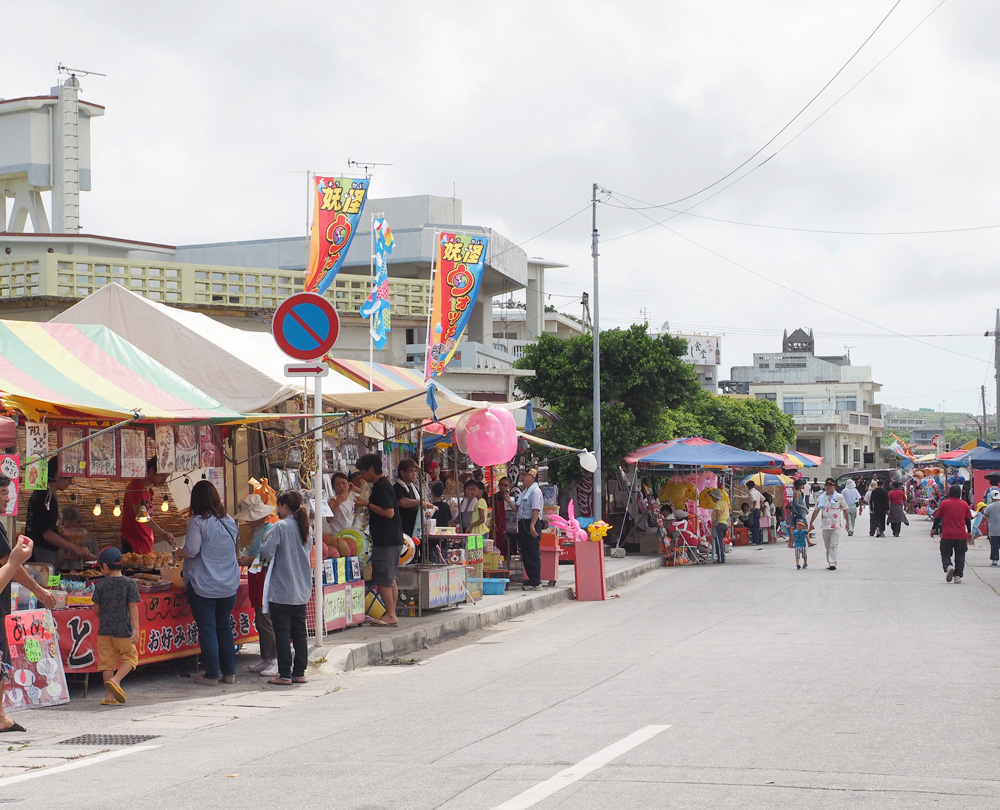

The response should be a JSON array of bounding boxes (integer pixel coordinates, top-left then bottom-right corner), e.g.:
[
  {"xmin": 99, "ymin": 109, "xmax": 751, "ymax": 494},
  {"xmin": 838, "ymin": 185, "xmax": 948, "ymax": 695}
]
[
  {"xmin": 370, "ymin": 544, "xmax": 401, "ymax": 587},
  {"xmin": 97, "ymin": 635, "xmax": 139, "ymax": 672}
]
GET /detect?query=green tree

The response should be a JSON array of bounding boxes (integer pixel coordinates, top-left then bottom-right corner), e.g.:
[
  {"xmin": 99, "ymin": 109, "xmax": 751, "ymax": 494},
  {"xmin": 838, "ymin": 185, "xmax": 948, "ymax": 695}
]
[
  {"xmin": 514, "ymin": 325, "xmax": 796, "ymax": 484},
  {"xmin": 665, "ymin": 391, "xmax": 795, "ymax": 452},
  {"xmin": 513, "ymin": 325, "xmax": 700, "ymax": 482}
]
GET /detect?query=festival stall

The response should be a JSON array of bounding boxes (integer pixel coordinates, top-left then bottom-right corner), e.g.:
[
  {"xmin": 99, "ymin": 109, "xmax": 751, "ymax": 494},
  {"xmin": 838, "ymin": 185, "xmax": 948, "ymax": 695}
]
[
  {"xmin": 620, "ymin": 437, "xmax": 781, "ymax": 563},
  {"xmin": 0, "ymin": 320, "xmax": 266, "ymax": 703}
]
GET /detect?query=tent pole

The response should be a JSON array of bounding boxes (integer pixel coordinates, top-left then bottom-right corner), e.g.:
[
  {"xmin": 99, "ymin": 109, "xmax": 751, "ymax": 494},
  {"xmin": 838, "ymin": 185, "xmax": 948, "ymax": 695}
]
[
  {"xmin": 313, "ymin": 374, "xmax": 324, "ymax": 646},
  {"xmin": 615, "ymin": 464, "xmax": 639, "ymax": 549}
]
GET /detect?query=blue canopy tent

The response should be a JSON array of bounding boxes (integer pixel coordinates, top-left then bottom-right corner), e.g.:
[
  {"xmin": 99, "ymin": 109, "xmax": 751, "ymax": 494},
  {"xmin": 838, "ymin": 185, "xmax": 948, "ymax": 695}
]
[
  {"xmin": 619, "ymin": 437, "xmax": 780, "ymax": 552},
  {"xmin": 625, "ymin": 436, "xmax": 782, "ymax": 468}
]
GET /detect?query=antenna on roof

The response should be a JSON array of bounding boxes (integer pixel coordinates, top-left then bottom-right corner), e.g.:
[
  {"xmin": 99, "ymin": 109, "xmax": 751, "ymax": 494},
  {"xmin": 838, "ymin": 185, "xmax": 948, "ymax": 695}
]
[
  {"xmin": 347, "ymin": 159, "xmax": 393, "ymax": 179},
  {"xmin": 56, "ymin": 63, "xmax": 106, "ymax": 78}
]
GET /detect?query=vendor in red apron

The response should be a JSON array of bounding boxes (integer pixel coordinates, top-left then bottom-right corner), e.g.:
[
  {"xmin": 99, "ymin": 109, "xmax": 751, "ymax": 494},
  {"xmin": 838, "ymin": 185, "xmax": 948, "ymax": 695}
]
[
  {"xmin": 236, "ymin": 493, "xmax": 278, "ymax": 678},
  {"xmin": 120, "ymin": 457, "xmax": 174, "ymax": 554}
]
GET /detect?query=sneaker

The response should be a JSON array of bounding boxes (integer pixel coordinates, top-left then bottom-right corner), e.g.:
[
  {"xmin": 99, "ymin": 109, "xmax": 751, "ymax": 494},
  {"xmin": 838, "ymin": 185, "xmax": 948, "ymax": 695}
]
[
  {"xmin": 523, "ymin": 584, "xmax": 542, "ymax": 591},
  {"xmin": 992, "ymin": 561, "xmax": 998, "ymax": 566},
  {"xmin": 848, "ymin": 531, "xmax": 853, "ymax": 536},
  {"xmin": 827, "ymin": 565, "xmax": 836, "ymax": 570},
  {"xmin": 796, "ymin": 564, "xmax": 801, "ymax": 569},
  {"xmin": 954, "ymin": 576, "xmax": 962, "ymax": 584},
  {"xmin": 946, "ymin": 565, "xmax": 955, "ymax": 583},
  {"xmin": 222, "ymin": 674, "xmax": 236, "ymax": 685},
  {"xmin": 802, "ymin": 563, "xmax": 807, "ymax": 569},
  {"xmin": 259, "ymin": 660, "xmax": 279, "ymax": 678},
  {"xmin": 247, "ymin": 660, "xmax": 269, "ymax": 673}
]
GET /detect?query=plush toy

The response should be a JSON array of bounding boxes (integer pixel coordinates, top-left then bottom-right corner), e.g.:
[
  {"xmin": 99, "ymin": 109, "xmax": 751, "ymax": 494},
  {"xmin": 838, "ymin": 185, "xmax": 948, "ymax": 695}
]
[{"xmin": 547, "ymin": 500, "xmax": 588, "ymax": 543}]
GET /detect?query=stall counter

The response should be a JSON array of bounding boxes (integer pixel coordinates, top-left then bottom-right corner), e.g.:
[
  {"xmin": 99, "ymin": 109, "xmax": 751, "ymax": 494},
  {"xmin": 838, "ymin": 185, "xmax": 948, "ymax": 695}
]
[{"xmin": 53, "ymin": 581, "xmax": 258, "ymax": 674}]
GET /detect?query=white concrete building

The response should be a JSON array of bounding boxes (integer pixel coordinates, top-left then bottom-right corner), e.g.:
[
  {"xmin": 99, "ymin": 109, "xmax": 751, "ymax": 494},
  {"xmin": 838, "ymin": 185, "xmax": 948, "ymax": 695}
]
[
  {"xmin": 721, "ymin": 328, "xmax": 883, "ymax": 481},
  {"xmin": 491, "ymin": 300, "xmax": 586, "ymax": 361},
  {"xmin": 0, "ymin": 77, "xmax": 561, "ymax": 404}
]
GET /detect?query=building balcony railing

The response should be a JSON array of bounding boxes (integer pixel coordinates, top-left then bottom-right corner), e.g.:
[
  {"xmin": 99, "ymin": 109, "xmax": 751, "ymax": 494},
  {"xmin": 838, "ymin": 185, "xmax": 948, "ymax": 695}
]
[
  {"xmin": 0, "ymin": 252, "xmax": 432, "ymax": 317},
  {"xmin": 789, "ymin": 410, "xmax": 883, "ymax": 433}
]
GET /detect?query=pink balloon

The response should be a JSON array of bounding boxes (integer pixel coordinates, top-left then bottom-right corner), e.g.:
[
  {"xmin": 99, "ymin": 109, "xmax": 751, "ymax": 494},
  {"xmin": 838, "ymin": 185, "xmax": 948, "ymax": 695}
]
[
  {"xmin": 490, "ymin": 407, "xmax": 518, "ymax": 459},
  {"xmin": 455, "ymin": 415, "xmax": 470, "ymax": 454},
  {"xmin": 466, "ymin": 409, "xmax": 515, "ymax": 466}
]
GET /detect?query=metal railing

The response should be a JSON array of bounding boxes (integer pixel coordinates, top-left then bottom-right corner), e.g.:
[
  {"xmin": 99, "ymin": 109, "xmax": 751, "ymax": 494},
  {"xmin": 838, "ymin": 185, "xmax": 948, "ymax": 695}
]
[{"xmin": 0, "ymin": 253, "xmax": 432, "ymax": 317}]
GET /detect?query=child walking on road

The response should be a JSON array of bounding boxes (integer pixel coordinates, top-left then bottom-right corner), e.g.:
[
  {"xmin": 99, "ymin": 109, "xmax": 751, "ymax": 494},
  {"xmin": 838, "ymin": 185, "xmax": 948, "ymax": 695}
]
[
  {"xmin": 793, "ymin": 520, "xmax": 809, "ymax": 569},
  {"xmin": 91, "ymin": 547, "xmax": 140, "ymax": 705}
]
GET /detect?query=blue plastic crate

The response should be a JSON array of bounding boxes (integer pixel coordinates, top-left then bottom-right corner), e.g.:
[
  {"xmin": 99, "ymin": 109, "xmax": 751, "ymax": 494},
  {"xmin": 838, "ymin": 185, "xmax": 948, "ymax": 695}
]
[{"xmin": 482, "ymin": 577, "xmax": 509, "ymax": 595}]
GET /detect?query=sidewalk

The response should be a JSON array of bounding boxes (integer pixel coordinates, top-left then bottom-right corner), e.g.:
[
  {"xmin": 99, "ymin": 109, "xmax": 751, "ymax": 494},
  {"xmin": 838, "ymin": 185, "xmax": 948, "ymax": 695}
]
[{"xmin": 313, "ymin": 553, "xmax": 665, "ymax": 673}]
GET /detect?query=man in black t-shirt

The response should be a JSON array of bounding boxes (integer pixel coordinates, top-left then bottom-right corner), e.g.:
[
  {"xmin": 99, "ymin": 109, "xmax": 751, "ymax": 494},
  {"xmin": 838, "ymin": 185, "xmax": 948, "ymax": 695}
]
[
  {"xmin": 25, "ymin": 458, "xmax": 89, "ymax": 567},
  {"xmin": 392, "ymin": 458, "xmax": 423, "ymax": 538},
  {"xmin": 355, "ymin": 453, "xmax": 402, "ymax": 627}
]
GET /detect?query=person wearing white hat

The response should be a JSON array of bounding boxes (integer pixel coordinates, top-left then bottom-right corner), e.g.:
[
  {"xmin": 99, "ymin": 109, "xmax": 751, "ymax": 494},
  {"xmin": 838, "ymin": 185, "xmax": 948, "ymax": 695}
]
[
  {"xmin": 709, "ymin": 489, "xmax": 729, "ymax": 564},
  {"xmin": 236, "ymin": 493, "xmax": 278, "ymax": 677}
]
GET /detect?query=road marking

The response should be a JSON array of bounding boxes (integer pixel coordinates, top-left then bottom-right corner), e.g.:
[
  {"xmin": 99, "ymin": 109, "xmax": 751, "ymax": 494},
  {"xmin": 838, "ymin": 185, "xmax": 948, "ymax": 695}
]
[
  {"xmin": 0, "ymin": 745, "xmax": 159, "ymax": 785},
  {"xmin": 489, "ymin": 724, "xmax": 670, "ymax": 810}
]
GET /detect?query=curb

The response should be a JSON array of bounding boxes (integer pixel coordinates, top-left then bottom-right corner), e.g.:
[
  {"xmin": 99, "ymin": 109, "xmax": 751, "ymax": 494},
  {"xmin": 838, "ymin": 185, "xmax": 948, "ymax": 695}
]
[{"xmin": 316, "ymin": 555, "xmax": 665, "ymax": 675}]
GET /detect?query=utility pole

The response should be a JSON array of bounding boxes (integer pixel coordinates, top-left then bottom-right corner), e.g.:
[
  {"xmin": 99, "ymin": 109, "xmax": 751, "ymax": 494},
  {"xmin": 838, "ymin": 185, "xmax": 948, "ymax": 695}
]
[
  {"xmin": 989, "ymin": 310, "xmax": 1000, "ymax": 441},
  {"xmin": 983, "ymin": 385, "xmax": 989, "ymax": 441},
  {"xmin": 591, "ymin": 184, "xmax": 602, "ymax": 522}
]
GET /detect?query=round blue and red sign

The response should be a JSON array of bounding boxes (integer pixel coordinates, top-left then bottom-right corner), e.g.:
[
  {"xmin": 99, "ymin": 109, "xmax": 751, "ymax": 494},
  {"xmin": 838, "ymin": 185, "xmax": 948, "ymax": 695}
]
[{"xmin": 272, "ymin": 293, "xmax": 340, "ymax": 361}]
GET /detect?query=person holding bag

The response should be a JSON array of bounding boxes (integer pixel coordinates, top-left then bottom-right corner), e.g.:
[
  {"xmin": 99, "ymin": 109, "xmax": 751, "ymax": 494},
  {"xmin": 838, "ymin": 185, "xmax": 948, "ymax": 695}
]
[
  {"xmin": 177, "ymin": 480, "xmax": 241, "ymax": 686},
  {"xmin": 259, "ymin": 491, "xmax": 313, "ymax": 685},
  {"xmin": 236, "ymin": 493, "xmax": 278, "ymax": 677}
]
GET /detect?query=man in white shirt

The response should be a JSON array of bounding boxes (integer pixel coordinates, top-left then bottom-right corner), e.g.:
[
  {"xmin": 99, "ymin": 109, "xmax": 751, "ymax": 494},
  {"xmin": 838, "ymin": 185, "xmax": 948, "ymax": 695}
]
[
  {"xmin": 840, "ymin": 479, "xmax": 861, "ymax": 537},
  {"xmin": 517, "ymin": 468, "xmax": 545, "ymax": 590},
  {"xmin": 808, "ymin": 478, "xmax": 850, "ymax": 570},
  {"xmin": 747, "ymin": 482, "xmax": 764, "ymax": 545}
]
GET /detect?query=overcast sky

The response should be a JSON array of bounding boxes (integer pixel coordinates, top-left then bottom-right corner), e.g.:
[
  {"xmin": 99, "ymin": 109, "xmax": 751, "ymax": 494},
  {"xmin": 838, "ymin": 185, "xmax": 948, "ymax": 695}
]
[{"xmin": 8, "ymin": 1, "xmax": 1000, "ymax": 417}]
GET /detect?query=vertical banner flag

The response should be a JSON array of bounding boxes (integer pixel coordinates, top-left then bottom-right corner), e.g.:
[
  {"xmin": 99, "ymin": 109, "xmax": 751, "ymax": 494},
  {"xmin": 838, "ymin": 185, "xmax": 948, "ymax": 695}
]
[
  {"xmin": 303, "ymin": 176, "xmax": 370, "ymax": 295},
  {"xmin": 359, "ymin": 216, "xmax": 394, "ymax": 350},
  {"xmin": 425, "ymin": 232, "xmax": 489, "ymax": 379}
]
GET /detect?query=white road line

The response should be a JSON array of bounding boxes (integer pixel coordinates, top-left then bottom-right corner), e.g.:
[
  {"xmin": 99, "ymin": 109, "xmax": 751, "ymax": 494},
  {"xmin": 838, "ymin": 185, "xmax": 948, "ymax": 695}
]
[
  {"xmin": 489, "ymin": 724, "xmax": 671, "ymax": 810},
  {"xmin": 0, "ymin": 745, "xmax": 159, "ymax": 786}
]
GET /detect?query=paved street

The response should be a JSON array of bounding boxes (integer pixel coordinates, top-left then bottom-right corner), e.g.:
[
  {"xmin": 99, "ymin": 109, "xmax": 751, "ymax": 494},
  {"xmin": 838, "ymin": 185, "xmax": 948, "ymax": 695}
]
[{"xmin": 3, "ymin": 515, "xmax": 1000, "ymax": 808}]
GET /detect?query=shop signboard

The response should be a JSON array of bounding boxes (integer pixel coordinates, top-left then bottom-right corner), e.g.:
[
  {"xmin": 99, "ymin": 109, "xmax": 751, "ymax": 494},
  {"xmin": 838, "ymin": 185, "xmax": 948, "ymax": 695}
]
[
  {"xmin": 448, "ymin": 565, "xmax": 467, "ymax": 603},
  {"xmin": 53, "ymin": 586, "xmax": 257, "ymax": 674},
  {"xmin": 24, "ymin": 421, "xmax": 47, "ymax": 491},
  {"xmin": 1, "ymin": 454, "xmax": 19, "ymax": 515},
  {"xmin": 427, "ymin": 568, "xmax": 448, "ymax": 608},
  {"xmin": 674, "ymin": 334, "xmax": 722, "ymax": 366},
  {"xmin": 2, "ymin": 609, "xmax": 70, "ymax": 710}
]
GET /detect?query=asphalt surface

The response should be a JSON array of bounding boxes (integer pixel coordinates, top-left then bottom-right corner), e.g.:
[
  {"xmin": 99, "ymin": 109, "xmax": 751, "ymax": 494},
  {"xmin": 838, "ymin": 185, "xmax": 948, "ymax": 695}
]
[{"xmin": 3, "ymin": 515, "xmax": 999, "ymax": 808}]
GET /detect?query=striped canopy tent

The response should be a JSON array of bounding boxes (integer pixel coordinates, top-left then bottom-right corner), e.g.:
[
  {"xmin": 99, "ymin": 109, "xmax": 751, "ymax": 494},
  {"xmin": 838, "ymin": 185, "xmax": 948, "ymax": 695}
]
[
  {"xmin": 0, "ymin": 321, "xmax": 246, "ymax": 423},
  {"xmin": 763, "ymin": 450, "xmax": 823, "ymax": 468}
]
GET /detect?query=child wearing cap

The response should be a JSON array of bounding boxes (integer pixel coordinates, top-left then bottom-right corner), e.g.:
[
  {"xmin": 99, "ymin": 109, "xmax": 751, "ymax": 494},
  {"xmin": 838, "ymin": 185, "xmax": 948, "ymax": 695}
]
[
  {"xmin": 91, "ymin": 547, "xmax": 140, "ymax": 705},
  {"xmin": 793, "ymin": 520, "xmax": 810, "ymax": 569}
]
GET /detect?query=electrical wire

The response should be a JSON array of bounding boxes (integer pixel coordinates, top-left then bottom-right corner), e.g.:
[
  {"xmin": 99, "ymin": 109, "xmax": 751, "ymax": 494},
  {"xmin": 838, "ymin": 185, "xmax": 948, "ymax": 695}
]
[
  {"xmin": 633, "ymin": 1, "xmax": 903, "ymax": 209},
  {"xmin": 608, "ymin": 195, "xmax": 992, "ymax": 366},
  {"xmin": 603, "ymin": 0, "xmax": 950, "ymax": 244},
  {"xmin": 600, "ymin": 204, "xmax": 1000, "ymax": 237}
]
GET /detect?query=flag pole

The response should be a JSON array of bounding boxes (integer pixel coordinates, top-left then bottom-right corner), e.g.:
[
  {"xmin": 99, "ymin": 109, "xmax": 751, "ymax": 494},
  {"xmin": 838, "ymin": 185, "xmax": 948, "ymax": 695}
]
[
  {"xmin": 423, "ymin": 231, "xmax": 439, "ymax": 381},
  {"xmin": 369, "ymin": 212, "xmax": 376, "ymax": 392}
]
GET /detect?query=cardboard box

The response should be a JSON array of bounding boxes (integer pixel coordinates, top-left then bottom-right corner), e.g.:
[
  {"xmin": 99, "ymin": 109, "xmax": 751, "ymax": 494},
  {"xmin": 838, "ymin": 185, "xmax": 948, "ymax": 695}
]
[{"xmin": 637, "ymin": 534, "xmax": 663, "ymax": 555}]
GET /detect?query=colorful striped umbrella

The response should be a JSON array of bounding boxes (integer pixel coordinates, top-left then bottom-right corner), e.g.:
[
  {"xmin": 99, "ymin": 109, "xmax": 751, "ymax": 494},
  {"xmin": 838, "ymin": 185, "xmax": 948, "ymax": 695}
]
[
  {"xmin": 0, "ymin": 321, "xmax": 245, "ymax": 423},
  {"xmin": 764, "ymin": 451, "xmax": 823, "ymax": 468},
  {"xmin": 741, "ymin": 471, "xmax": 793, "ymax": 487}
]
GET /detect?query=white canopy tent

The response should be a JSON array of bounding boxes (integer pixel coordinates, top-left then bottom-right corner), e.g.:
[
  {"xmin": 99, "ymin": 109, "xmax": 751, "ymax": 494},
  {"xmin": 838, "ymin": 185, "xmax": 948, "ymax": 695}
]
[{"xmin": 52, "ymin": 284, "xmax": 366, "ymax": 411}]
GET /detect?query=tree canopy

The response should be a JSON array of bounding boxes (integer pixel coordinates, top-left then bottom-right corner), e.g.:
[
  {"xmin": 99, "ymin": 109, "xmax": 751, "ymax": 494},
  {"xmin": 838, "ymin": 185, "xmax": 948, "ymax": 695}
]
[{"xmin": 513, "ymin": 324, "xmax": 796, "ymax": 484}]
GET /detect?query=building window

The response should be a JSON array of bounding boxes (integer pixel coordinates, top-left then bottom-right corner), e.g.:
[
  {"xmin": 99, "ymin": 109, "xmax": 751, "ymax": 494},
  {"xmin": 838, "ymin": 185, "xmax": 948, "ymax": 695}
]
[
  {"xmin": 755, "ymin": 393, "xmax": 777, "ymax": 402},
  {"xmin": 835, "ymin": 396, "xmax": 857, "ymax": 412},
  {"xmin": 843, "ymin": 444, "xmax": 849, "ymax": 464},
  {"xmin": 783, "ymin": 397, "xmax": 804, "ymax": 416},
  {"xmin": 853, "ymin": 449, "xmax": 861, "ymax": 463}
]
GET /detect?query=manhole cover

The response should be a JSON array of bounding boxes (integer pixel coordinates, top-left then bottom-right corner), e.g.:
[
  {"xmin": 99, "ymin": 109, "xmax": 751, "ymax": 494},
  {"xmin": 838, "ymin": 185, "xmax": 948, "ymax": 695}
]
[{"xmin": 57, "ymin": 734, "xmax": 159, "ymax": 747}]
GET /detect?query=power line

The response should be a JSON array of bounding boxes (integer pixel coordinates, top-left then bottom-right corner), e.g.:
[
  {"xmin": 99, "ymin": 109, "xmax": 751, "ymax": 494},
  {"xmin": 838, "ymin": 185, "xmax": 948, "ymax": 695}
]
[
  {"xmin": 603, "ymin": 0, "xmax": 950, "ymax": 244},
  {"xmin": 607, "ymin": 194, "xmax": 991, "ymax": 366},
  {"xmin": 600, "ymin": 204, "xmax": 1000, "ymax": 237},
  {"xmin": 653, "ymin": 1, "xmax": 903, "ymax": 209}
]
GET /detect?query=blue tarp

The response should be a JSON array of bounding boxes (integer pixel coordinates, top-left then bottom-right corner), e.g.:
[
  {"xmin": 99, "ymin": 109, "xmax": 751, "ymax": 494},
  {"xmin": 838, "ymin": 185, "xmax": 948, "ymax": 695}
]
[
  {"xmin": 969, "ymin": 445, "xmax": 1000, "ymax": 469},
  {"xmin": 626, "ymin": 437, "xmax": 780, "ymax": 468}
]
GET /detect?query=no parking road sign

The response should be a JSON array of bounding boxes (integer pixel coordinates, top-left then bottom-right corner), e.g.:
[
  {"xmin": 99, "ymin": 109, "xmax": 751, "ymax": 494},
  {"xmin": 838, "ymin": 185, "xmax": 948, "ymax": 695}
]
[{"xmin": 272, "ymin": 293, "xmax": 341, "ymax": 361}]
